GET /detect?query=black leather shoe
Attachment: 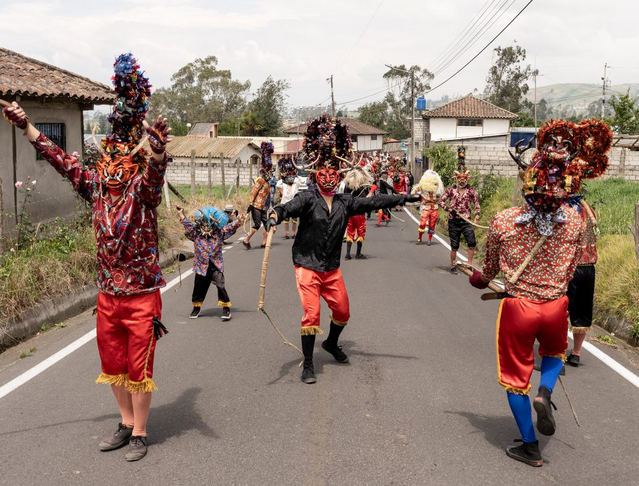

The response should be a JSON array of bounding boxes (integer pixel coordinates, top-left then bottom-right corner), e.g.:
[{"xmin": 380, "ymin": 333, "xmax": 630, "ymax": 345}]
[
  {"xmin": 506, "ymin": 440, "xmax": 543, "ymax": 467},
  {"xmin": 301, "ymin": 363, "xmax": 317, "ymax": 384},
  {"xmin": 566, "ymin": 352, "xmax": 580, "ymax": 367},
  {"xmin": 99, "ymin": 423, "xmax": 132, "ymax": 451},
  {"xmin": 189, "ymin": 306, "xmax": 200, "ymax": 319},
  {"xmin": 345, "ymin": 254, "xmax": 352, "ymax": 260},
  {"xmin": 450, "ymin": 266, "xmax": 459, "ymax": 275},
  {"xmin": 321, "ymin": 341, "xmax": 349, "ymax": 363},
  {"xmin": 355, "ymin": 254, "xmax": 368, "ymax": 259},
  {"xmin": 242, "ymin": 240, "xmax": 251, "ymax": 250},
  {"xmin": 125, "ymin": 436, "xmax": 148, "ymax": 462},
  {"xmin": 533, "ymin": 386, "xmax": 557, "ymax": 436}
]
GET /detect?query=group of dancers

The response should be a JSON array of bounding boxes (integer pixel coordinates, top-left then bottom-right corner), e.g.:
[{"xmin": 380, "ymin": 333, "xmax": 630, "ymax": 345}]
[{"xmin": 2, "ymin": 52, "xmax": 611, "ymax": 468}]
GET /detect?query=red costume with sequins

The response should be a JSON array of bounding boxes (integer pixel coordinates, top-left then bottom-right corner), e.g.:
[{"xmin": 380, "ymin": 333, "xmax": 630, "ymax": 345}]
[{"xmin": 31, "ymin": 134, "xmax": 167, "ymax": 391}]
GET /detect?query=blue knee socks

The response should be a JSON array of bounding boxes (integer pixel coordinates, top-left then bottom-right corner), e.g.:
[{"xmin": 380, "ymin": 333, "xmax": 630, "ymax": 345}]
[
  {"xmin": 507, "ymin": 392, "xmax": 536, "ymax": 443},
  {"xmin": 539, "ymin": 356, "xmax": 564, "ymax": 393}
]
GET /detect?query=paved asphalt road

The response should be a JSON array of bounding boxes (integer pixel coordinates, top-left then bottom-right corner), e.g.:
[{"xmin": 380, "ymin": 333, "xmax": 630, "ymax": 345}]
[{"xmin": 1, "ymin": 208, "xmax": 638, "ymax": 486}]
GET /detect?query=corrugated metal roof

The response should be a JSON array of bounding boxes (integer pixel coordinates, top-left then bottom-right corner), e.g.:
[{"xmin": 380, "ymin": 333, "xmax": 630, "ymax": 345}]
[
  {"xmin": 423, "ymin": 94, "xmax": 518, "ymax": 120},
  {"xmin": 167, "ymin": 136, "xmax": 260, "ymax": 158},
  {"xmin": 0, "ymin": 47, "xmax": 112, "ymax": 103}
]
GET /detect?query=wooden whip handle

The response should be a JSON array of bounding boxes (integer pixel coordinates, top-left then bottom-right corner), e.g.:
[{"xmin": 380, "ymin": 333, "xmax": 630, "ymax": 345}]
[
  {"xmin": 258, "ymin": 227, "xmax": 276, "ymax": 310},
  {"xmin": 455, "ymin": 262, "xmax": 503, "ymax": 294}
]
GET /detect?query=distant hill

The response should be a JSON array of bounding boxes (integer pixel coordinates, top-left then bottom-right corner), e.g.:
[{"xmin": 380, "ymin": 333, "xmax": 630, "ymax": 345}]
[{"xmin": 524, "ymin": 83, "xmax": 639, "ymax": 113}]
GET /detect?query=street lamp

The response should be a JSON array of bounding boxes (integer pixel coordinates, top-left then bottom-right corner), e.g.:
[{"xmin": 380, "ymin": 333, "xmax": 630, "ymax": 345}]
[{"xmin": 385, "ymin": 64, "xmax": 416, "ymax": 174}]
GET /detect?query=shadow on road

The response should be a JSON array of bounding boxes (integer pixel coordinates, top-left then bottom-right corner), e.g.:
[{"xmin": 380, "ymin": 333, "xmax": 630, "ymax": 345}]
[{"xmin": 149, "ymin": 387, "xmax": 218, "ymax": 443}]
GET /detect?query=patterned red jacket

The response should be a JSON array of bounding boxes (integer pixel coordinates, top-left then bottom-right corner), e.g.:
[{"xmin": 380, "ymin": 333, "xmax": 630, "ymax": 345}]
[{"xmin": 31, "ymin": 134, "xmax": 167, "ymax": 296}]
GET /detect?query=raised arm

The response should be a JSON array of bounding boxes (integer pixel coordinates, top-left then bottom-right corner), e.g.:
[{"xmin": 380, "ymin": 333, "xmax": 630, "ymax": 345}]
[{"xmin": 139, "ymin": 116, "xmax": 171, "ymax": 208}]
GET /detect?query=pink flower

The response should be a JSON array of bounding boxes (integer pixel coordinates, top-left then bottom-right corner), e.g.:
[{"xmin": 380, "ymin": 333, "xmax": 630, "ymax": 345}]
[
  {"xmin": 15, "ymin": 181, "xmax": 23, "ymax": 188},
  {"xmin": 72, "ymin": 151, "xmax": 80, "ymax": 158}
]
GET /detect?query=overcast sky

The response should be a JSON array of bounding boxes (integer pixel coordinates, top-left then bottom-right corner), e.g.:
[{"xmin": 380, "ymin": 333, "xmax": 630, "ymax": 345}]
[{"xmin": 2, "ymin": 0, "xmax": 638, "ymax": 112}]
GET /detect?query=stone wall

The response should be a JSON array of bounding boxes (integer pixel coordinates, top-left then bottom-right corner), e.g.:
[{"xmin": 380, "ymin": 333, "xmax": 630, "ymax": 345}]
[{"xmin": 462, "ymin": 145, "xmax": 639, "ymax": 181}]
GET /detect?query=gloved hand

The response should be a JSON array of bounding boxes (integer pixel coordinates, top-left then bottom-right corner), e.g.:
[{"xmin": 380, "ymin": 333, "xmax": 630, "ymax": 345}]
[
  {"xmin": 143, "ymin": 116, "xmax": 172, "ymax": 154},
  {"xmin": 264, "ymin": 216, "xmax": 277, "ymax": 232},
  {"xmin": 450, "ymin": 209, "xmax": 458, "ymax": 218},
  {"xmin": 405, "ymin": 193, "xmax": 421, "ymax": 203},
  {"xmin": 469, "ymin": 269, "xmax": 489, "ymax": 289},
  {"xmin": 247, "ymin": 205, "xmax": 254, "ymax": 214},
  {"xmin": 2, "ymin": 101, "xmax": 29, "ymax": 131}
]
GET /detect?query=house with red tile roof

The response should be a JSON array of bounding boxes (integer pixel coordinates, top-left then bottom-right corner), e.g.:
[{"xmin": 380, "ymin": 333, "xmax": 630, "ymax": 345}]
[
  {"xmin": 420, "ymin": 94, "xmax": 518, "ymax": 145},
  {"xmin": 0, "ymin": 47, "xmax": 112, "ymax": 230}
]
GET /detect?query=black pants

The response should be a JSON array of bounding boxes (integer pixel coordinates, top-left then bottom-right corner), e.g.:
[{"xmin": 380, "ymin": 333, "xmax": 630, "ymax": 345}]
[
  {"xmin": 192, "ymin": 265, "xmax": 231, "ymax": 306},
  {"xmin": 567, "ymin": 265, "xmax": 595, "ymax": 328},
  {"xmin": 448, "ymin": 218, "xmax": 476, "ymax": 250},
  {"xmin": 251, "ymin": 206, "xmax": 267, "ymax": 231}
]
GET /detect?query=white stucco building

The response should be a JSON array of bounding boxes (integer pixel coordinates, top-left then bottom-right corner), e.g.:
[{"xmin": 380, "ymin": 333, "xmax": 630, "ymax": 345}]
[{"xmin": 420, "ymin": 94, "xmax": 518, "ymax": 145}]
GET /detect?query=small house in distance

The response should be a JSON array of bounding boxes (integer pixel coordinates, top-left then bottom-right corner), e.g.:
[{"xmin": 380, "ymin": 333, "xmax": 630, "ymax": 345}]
[
  {"xmin": 0, "ymin": 47, "xmax": 112, "ymax": 230},
  {"xmin": 420, "ymin": 94, "xmax": 518, "ymax": 145}
]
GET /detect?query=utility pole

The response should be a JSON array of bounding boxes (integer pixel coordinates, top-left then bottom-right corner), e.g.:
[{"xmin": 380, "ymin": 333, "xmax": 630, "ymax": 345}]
[
  {"xmin": 601, "ymin": 63, "xmax": 608, "ymax": 119},
  {"xmin": 327, "ymin": 75, "xmax": 336, "ymax": 118},
  {"xmin": 410, "ymin": 69, "xmax": 416, "ymax": 174}
]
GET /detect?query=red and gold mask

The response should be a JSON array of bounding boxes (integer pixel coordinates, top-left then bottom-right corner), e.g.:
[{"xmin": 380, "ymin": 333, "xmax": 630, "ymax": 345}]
[
  {"xmin": 315, "ymin": 167, "xmax": 341, "ymax": 195},
  {"xmin": 455, "ymin": 171, "xmax": 469, "ymax": 188},
  {"xmin": 96, "ymin": 152, "xmax": 140, "ymax": 189}
]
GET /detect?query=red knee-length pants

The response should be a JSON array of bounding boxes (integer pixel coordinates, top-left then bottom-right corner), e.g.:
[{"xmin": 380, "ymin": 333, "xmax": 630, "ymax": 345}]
[
  {"xmin": 419, "ymin": 209, "xmax": 438, "ymax": 234},
  {"xmin": 295, "ymin": 266, "xmax": 350, "ymax": 334},
  {"xmin": 496, "ymin": 296, "xmax": 568, "ymax": 394},
  {"xmin": 346, "ymin": 214, "xmax": 366, "ymax": 243}
]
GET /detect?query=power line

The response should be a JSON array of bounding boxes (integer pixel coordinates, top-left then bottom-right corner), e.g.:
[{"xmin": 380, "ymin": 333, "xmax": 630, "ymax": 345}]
[
  {"xmin": 424, "ymin": 0, "xmax": 534, "ymax": 97},
  {"xmin": 337, "ymin": 0, "xmax": 385, "ymax": 71}
]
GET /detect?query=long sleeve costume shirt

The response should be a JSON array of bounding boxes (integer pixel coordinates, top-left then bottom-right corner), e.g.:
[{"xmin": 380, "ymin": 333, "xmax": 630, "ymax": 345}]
[
  {"xmin": 182, "ymin": 218, "xmax": 241, "ymax": 275},
  {"xmin": 249, "ymin": 176, "xmax": 271, "ymax": 210},
  {"xmin": 439, "ymin": 186, "xmax": 480, "ymax": 220},
  {"xmin": 31, "ymin": 134, "xmax": 167, "ymax": 296},
  {"xmin": 274, "ymin": 190, "xmax": 410, "ymax": 272},
  {"xmin": 276, "ymin": 177, "xmax": 301, "ymax": 204},
  {"xmin": 481, "ymin": 206, "xmax": 586, "ymax": 302}
]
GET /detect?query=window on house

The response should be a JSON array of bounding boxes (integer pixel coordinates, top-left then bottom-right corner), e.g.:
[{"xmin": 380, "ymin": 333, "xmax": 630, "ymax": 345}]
[
  {"xmin": 457, "ymin": 119, "xmax": 482, "ymax": 127},
  {"xmin": 351, "ymin": 135, "xmax": 358, "ymax": 143},
  {"xmin": 35, "ymin": 123, "xmax": 66, "ymax": 160},
  {"xmin": 371, "ymin": 135, "xmax": 377, "ymax": 141}
]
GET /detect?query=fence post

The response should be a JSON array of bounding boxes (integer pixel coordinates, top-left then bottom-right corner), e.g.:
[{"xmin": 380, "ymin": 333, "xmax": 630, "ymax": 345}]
[
  {"xmin": 249, "ymin": 158, "xmax": 253, "ymax": 182},
  {"xmin": 163, "ymin": 179, "xmax": 171, "ymax": 211},
  {"xmin": 220, "ymin": 152, "xmax": 226, "ymax": 196},
  {"xmin": 207, "ymin": 152, "xmax": 212, "ymax": 198},
  {"xmin": 190, "ymin": 149, "xmax": 196, "ymax": 198},
  {"xmin": 631, "ymin": 203, "xmax": 639, "ymax": 262},
  {"xmin": 236, "ymin": 158, "xmax": 240, "ymax": 192}
]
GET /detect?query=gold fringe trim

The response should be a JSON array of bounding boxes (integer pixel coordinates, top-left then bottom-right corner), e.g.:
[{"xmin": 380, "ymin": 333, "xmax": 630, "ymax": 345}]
[
  {"xmin": 330, "ymin": 316, "xmax": 348, "ymax": 326},
  {"xmin": 218, "ymin": 300, "xmax": 232, "ymax": 307},
  {"xmin": 346, "ymin": 237, "xmax": 354, "ymax": 243},
  {"xmin": 95, "ymin": 372, "xmax": 129, "ymax": 387},
  {"xmin": 540, "ymin": 353, "xmax": 566, "ymax": 362},
  {"xmin": 301, "ymin": 326, "xmax": 324, "ymax": 336},
  {"xmin": 127, "ymin": 378, "xmax": 157, "ymax": 394},
  {"xmin": 499, "ymin": 380, "xmax": 531, "ymax": 395},
  {"xmin": 192, "ymin": 302, "xmax": 203, "ymax": 308},
  {"xmin": 418, "ymin": 228, "xmax": 426, "ymax": 233},
  {"xmin": 571, "ymin": 326, "xmax": 590, "ymax": 335},
  {"xmin": 356, "ymin": 237, "xmax": 364, "ymax": 243}
]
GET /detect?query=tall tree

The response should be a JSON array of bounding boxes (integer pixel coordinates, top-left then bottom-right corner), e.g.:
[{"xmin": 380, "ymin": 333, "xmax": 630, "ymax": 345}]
[
  {"xmin": 358, "ymin": 101, "xmax": 388, "ymax": 131},
  {"xmin": 148, "ymin": 56, "xmax": 250, "ymax": 131},
  {"xmin": 242, "ymin": 76, "xmax": 290, "ymax": 136},
  {"xmin": 484, "ymin": 44, "xmax": 533, "ymax": 113},
  {"xmin": 382, "ymin": 64, "xmax": 433, "ymax": 140},
  {"xmin": 609, "ymin": 89, "xmax": 639, "ymax": 134}
]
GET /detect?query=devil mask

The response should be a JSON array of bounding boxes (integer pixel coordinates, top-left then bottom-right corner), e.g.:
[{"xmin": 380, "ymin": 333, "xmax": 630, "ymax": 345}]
[{"xmin": 315, "ymin": 167, "xmax": 341, "ymax": 195}]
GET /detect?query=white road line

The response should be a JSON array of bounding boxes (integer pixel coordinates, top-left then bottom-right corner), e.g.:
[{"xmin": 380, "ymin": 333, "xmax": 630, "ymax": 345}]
[
  {"xmin": 403, "ymin": 207, "xmax": 639, "ymax": 390},
  {"xmin": 0, "ymin": 267, "xmax": 196, "ymax": 400}
]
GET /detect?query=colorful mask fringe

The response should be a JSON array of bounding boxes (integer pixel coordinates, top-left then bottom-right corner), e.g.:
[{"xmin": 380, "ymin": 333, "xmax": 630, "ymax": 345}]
[
  {"xmin": 260, "ymin": 142, "xmax": 274, "ymax": 177},
  {"xmin": 303, "ymin": 114, "xmax": 352, "ymax": 170},
  {"xmin": 194, "ymin": 206, "xmax": 230, "ymax": 237}
]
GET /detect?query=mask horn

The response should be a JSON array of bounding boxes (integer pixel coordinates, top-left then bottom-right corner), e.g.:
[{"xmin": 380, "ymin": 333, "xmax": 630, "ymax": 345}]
[
  {"xmin": 92, "ymin": 126, "xmax": 105, "ymax": 155},
  {"xmin": 129, "ymin": 135, "xmax": 148, "ymax": 156}
]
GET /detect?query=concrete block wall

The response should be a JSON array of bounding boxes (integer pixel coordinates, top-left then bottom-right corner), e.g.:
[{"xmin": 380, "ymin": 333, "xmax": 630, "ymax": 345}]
[
  {"xmin": 462, "ymin": 145, "xmax": 639, "ymax": 181},
  {"xmin": 166, "ymin": 161, "xmax": 257, "ymax": 187}
]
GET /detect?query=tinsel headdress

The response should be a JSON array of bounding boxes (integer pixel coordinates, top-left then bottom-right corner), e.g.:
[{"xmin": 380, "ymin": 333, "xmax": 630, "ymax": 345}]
[
  {"xmin": 513, "ymin": 118, "xmax": 613, "ymax": 213},
  {"xmin": 102, "ymin": 53, "xmax": 151, "ymax": 166},
  {"xmin": 303, "ymin": 114, "xmax": 352, "ymax": 170},
  {"xmin": 454, "ymin": 145, "xmax": 469, "ymax": 181},
  {"xmin": 260, "ymin": 142, "xmax": 274, "ymax": 176},
  {"xmin": 194, "ymin": 206, "xmax": 230, "ymax": 236}
]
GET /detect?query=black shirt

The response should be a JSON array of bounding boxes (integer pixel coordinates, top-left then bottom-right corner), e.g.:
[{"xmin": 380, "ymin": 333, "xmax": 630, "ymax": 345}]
[{"xmin": 274, "ymin": 189, "xmax": 409, "ymax": 272}]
